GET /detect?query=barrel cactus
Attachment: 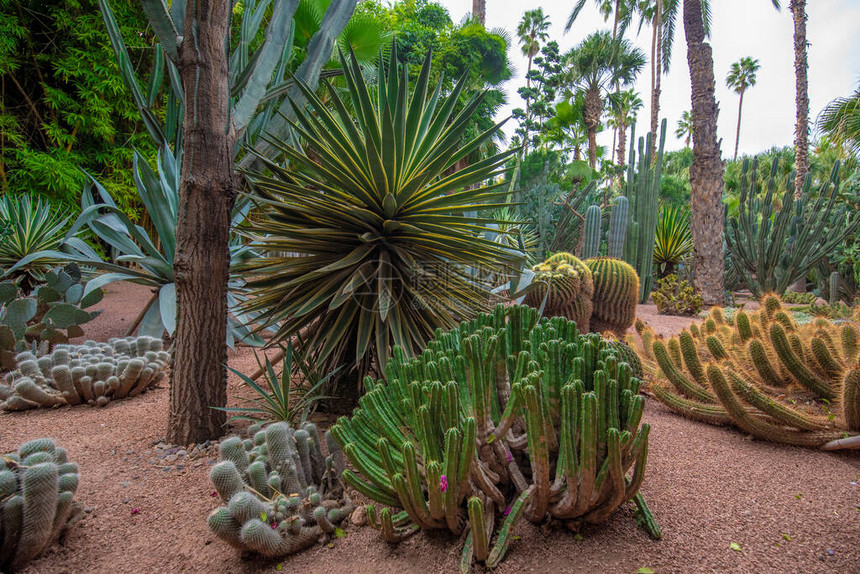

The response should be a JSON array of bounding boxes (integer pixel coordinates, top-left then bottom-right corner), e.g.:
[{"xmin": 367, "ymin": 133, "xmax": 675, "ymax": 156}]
[
  {"xmin": 1, "ymin": 439, "xmax": 82, "ymax": 571},
  {"xmin": 208, "ymin": 421, "xmax": 353, "ymax": 557},
  {"xmin": 332, "ymin": 304, "xmax": 659, "ymax": 569},
  {"xmin": 585, "ymin": 257, "xmax": 639, "ymax": 337},
  {"xmin": 523, "ymin": 253, "xmax": 594, "ymax": 331},
  {"xmin": 636, "ymin": 297, "xmax": 860, "ymax": 449},
  {"xmin": 0, "ymin": 337, "xmax": 168, "ymax": 411}
]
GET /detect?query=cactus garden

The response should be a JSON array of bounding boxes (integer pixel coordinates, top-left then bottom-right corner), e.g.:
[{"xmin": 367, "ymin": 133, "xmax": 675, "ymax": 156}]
[{"xmin": 1, "ymin": 0, "xmax": 860, "ymax": 571}]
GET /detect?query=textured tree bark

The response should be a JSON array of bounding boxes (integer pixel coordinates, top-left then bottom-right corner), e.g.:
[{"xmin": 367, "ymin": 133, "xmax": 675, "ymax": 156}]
[
  {"xmin": 733, "ymin": 88, "xmax": 745, "ymax": 161},
  {"xmin": 650, "ymin": 0, "xmax": 663, "ymax": 160},
  {"xmin": 584, "ymin": 86, "xmax": 602, "ymax": 169},
  {"xmin": 684, "ymin": 0, "xmax": 725, "ymax": 305},
  {"xmin": 616, "ymin": 121, "xmax": 628, "ymax": 165},
  {"xmin": 790, "ymin": 0, "xmax": 809, "ymax": 198},
  {"xmin": 472, "ymin": 0, "xmax": 485, "ymax": 26},
  {"xmin": 167, "ymin": 0, "xmax": 236, "ymax": 444}
]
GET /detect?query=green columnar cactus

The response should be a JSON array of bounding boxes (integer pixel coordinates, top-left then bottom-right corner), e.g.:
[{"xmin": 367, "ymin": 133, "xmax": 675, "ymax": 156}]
[
  {"xmin": 622, "ymin": 121, "xmax": 665, "ymax": 303},
  {"xmin": 207, "ymin": 422, "xmax": 353, "ymax": 557},
  {"xmin": 830, "ymin": 271, "xmax": 840, "ymax": 306},
  {"xmin": 332, "ymin": 304, "xmax": 657, "ymax": 569},
  {"xmin": 0, "ymin": 337, "xmax": 168, "ymax": 411},
  {"xmin": 523, "ymin": 254, "xmax": 594, "ymax": 331},
  {"xmin": 582, "ymin": 205, "xmax": 602, "ymax": 259},
  {"xmin": 0, "ymin": 439, "xmax": 82, "ymax": 571},
  {"xmin": 725, "ymin": 158, "xmax": 860, "ymax": 297},
  {"xmin": 585, "ymin": 258, "xmax": 640, "ymax": 337},
  {"xmin": 638, "ymin": 298, "xmax": 860, "ymax": 449},
  {"xmin": 607, "ymin": 197, "xmax": 629, "ymax": 259},
  {"xmin": 0, "ymin": 264, "xmax": 103, "ymax": 371}
]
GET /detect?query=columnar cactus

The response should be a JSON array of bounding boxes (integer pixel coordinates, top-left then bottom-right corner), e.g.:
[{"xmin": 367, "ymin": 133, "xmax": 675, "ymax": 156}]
[
  {"xmin": 585, "ymin": 258, "xmax": 640, "ymax": 337},
  {"xmin": 208, "ymin": 422, "xmax": 353, "ymax": 557},
  {"xmin": 332, "ymin": 305, "xmax": 659, "ymax": 570},
  {"xmin": 634, "ymin": 296, "xmax": 860, "ymax": 449},
  {"xmin": 607, "ymin": 196, "xmax": 629, "ymax": 259},
  {"xmin": 0, "ymin": 337, "xmax": 168, "ymax": 411},
  {"xmin": 1, "ymin": 438, "xmax": 82, "ymax": 571},
  {"xmin": 582, "ymin": 205, "xmax": 602, "ymax": 259},
  {"xmin": 523, "ymin": 253, "xmax": 594, "ymax": 331}
]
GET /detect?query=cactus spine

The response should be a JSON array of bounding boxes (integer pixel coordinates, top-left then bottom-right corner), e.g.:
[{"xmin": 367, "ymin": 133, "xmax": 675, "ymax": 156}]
[
  {"xmin": 333, "ymin": 305, "xmax": 658, "ymax": 569},
  {"xmin": 633, "ymin": 297, "xmax": 860, "ymax": 449},
  {"xmin": 582, "ymin": 205, "xmax": 602, "ymax": 259},
  {"xmin": 585, "ymin": 258, "xmax": 640, "ymax": 337},
  {"xmin": 208, "ymin": 422, "xmax": 353, "ymax": 557},
  {"xmin": 829, "ymin": 271, "xmax": 840, "ymax": 305},
  {"xmin": 1, "ymin": 439, "xmax": 82, "ymax": 571},
  {"xmin": 607, "ymin": 197, "xmax": 629, "ymax": 259},
  {"xmin": 523, "ymin": 254, "xmax": 594, "ymax": 331}
]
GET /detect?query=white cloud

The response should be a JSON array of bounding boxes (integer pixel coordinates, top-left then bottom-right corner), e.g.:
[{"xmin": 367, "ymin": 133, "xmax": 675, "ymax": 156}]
[{"xmin": 435, "ymin": 0, "xmax": 860, "ymax": 157}]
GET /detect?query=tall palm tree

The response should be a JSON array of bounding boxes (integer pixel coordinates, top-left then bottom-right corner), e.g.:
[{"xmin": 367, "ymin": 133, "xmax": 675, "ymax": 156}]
[
  {"xmin": 789, "ymin": 0, "xmax": 808, "ymax": 197},
  {"xmin": 517, "ymin": 8, "xmax": 551, "ymax": 154},
  {"xmin": 473, "ymin": 0, "xmax": 486, "ymax": 25},
  {"xmin": 683, "ymin": 0, "xmax": 723, "ymax": 305},
  {"xmin": 726, "ymin": 56, "xmax": 760, "ymax": 161},
  {"xmin": 817, "ymin": 83, "xmax": 860, "ymax": 158},
  {"xmin": 675, "ymin": 110, "xmax": 693, "ymax": 147},
  {"xmin": 607, "ymin": 89, "xmax": 643, "ymax": 164},
  {"xmin": 565, "ymin": 31, "xmax": 646, "ymax": 168}
]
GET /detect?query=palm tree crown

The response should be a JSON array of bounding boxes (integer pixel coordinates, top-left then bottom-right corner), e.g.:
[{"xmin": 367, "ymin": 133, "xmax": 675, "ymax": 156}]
[
  {"xmin": 517, "ymin": 9, "xmax": 551, "ymax": 60},
  {"xmin": 675, "ymin": 110, "xmax": 692, "ymax": 147},
  {"xmin": 726, "ymin": 56, "xmax": 760, "ymax": 95},
  {"xmin": 817, "ymin": 83, "xmax": 860, "ymax": 157}
]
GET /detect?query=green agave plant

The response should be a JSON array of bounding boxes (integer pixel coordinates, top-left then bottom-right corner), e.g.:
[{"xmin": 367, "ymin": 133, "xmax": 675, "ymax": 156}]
[
  {"xmin": 653, "ymin": 205, "xmax": 693, "ymax": 279},
  {"xmin": 239, "ymin": 44, "xmax": 522, "ymax": 380},
  {"xmin": 0, "ymin": 195, "xmax": 72, "ymax": 291}
]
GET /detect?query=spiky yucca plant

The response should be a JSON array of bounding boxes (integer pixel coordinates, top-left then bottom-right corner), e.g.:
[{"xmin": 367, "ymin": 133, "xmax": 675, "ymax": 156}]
[
  {"xmin": 652, "ymin": 205, "xmax": 693, "ymax": 279},
  {"xmin": 0, "ymin": 195, "xmax": 71, "ymax": 291},
  {"xmin": 239, "ymin": 45, "xmax": 521, "ymax": 382}
]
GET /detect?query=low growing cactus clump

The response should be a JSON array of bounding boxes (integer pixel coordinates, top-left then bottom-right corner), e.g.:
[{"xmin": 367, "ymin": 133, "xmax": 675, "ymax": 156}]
[
  {"xmin": 333, "ymin": 305, "xmax": 659, "ymax": 570},
  {"xmin": 633, "ymin": 295, "xmax": 860, "ymax": 449},
  {"xmin": 0, "ymin": 337, "xmax": 168, "ymax": 411},
  {"xmin": 208, "ymin": 421, "xmax": 353, "ymax": 557},
  {"xmin": 1, "ymin": 439, "xmax": 82, "ymax": 572}
]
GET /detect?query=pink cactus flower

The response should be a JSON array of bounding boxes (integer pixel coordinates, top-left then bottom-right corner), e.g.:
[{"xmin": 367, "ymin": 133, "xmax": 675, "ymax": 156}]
[
  {"xmin": 439, "ymin": 475, "xmax": 448, "ymax": 493},
  {"xmin": 503, "ymin": 506, "xmax": 511, "ymax": 516},
  {"xmin": 131, "ymin": 507, "xmax": 141, "ymax": 516}
]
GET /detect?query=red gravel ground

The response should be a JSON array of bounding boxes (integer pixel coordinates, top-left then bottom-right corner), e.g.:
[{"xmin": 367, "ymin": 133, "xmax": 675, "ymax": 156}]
[{"xmin": 3, "ymin": 282, "xmax": 859, "ymax": 573}]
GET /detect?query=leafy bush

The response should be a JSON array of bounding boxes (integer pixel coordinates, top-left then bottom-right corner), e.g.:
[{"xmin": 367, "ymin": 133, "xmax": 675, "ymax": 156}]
[
  {"xmin": 652, "ymin": 274, "xmax": 703, "ymax": 316},
  {"xmin": 238, "ymin": 46, "xmax": 520, "ymax": 381}
]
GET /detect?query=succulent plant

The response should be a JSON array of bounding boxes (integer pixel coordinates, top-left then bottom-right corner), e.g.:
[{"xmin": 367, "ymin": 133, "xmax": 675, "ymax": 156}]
[
  {"xmin": 634, "ymin": 296, "xmax": 860, "ymax": 449},
  {"xmin": 0, "ymin": 337, "xmax": 167, "ymax": 411},
  {"xmin": 652, "ymin": 274, "xmax": 703, "ymax": 316},
  {"xmin": 208, "ymin": 422, "xmax": 353, "ymax": 557},
  {"xmin": 523, "ymin": 253, "xmax": 594, "ymax": 331},
  {"xmin": 0, "ymin": 263, "xmax": 103, "ymax": 371},
  {"xmin": 585, "ymin": 257, "xmax": 639, "ymax": 337},
  {"xmin": 332, "ymin": 305, "xmax": 659, "ymax": 570},
  {"xmin": 1, "ymin": 438, "xmax": 82, "ymax": 571}
]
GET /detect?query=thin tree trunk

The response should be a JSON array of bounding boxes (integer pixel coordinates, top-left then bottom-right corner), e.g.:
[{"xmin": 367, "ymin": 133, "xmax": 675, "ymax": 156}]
[
  {"xmin": 684, "ymin": 0, "xmax": 725, "ymax": 305},
  {"xmin": 791, "ymin": 0, "xmax": 809, "ymax": 198},
  {"xmin": 617, "ymin": 121, "xmax": 628, "ymax": 165},
  {"xmin": 584, "ymin": 87, "xmax": 602, "ymax": 169},
  {"xmin": 651, "ymin": 0, "xmax": 663, "ymax": 158},
  {"xmin": 167, "ymin": 0, "xmax": 236, "ymax": 445},
  {"xmin": 472, "ymin": 0, "xmax": 486, "ymax": 26},
  {"xmin": 733, "ymin": 89, "xmax": 744, "ymax": 161},
  {"xmin": 524, "ymin": 53, "xmax": 534, "ymax": 155}
]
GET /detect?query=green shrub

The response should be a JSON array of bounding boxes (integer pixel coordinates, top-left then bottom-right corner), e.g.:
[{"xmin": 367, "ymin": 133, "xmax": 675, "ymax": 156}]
[{"xmin": 652, "ymin": 274, "xmax": 703, "ymax": 316}]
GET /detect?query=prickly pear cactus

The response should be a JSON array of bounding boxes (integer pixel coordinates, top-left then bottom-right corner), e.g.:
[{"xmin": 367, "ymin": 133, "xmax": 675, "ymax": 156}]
[
  {"xmin": 0, "ymin": 337, "xmax": 168, "ymax": 411},
  {"xmin": 208, "ymin": 422, "xmax": 353, "ymax": 557},
  {"xmin": 0, "ymin": 438, "xmax": 82, "ymax": 571},
  {"xmin": 0, "ymin": 263, "xmax": 103, "ymax": 371},
  {"xmin": 523, "ymin": 252, "xmax": 594, "ymax": 331},
  {"xmin": 585, "ymin": 257, "xmax": 639, "ymax": 337}
]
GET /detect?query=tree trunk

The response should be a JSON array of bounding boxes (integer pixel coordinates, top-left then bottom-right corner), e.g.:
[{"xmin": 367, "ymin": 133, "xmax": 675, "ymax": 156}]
[
  {"xmin": 650, "ymin": 0, "xmax": 663, "ymax": 158},
  {"xmin": 524, "ymin": 53, "xmax": 534, "ymax": 156},
  {"xmin": 167, "ymin": 0, "xmax": 236, "ymax": 444},
  {"xmin": 472, "ymin": 0, "xmax": 485, "ymax": 26},
  {"xmin": 617, "ymin": 121, "xmax": 628, "ymax": 165},
  {"xmin": 583, "ymin": 87, "xmax": 602, "ymax": 169},
  {"xmin": 733, "ymin": 88, "xmax": 744, "ymax": 161},
  {"xmin": 790, "ymin": 0, "xmax": 809, "ymax": 198},
  {"xmin": 684, "ymin": 0, "xmax": 725, "ymax": 305}
]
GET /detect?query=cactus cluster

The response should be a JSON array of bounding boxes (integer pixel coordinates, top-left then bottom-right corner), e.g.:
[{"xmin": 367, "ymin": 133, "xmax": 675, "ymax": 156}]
[
  {"xmin": 0, "ymin": 337, "xmax": 167, "ymax": 411},
  {"xmin": 524, "ymin": 253, "xmax": 639, "ymax": 337},
  {"xmin": 524, "ymin": 253, "xmax": 594, "ymax": 331},
  {"xmin": 633, "ymin": 295, "xmax": 860, "ymax": 448},
  {"xmin": 332, "ymin": 305, "xmax": 659, "ymax": 570},
  {"xmin": 0, "ymin": 263, "xmax": 103, "ymax": 371},
  {"xmin": 1, "ymin": 438, "xmax": 82, "ymax": 572},
  {"xmin": 207, "ymin": 422, "xmax": 353, "ymax": 557}
]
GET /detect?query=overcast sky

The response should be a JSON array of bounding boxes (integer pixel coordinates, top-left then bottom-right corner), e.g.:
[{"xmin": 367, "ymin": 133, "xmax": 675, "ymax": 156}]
[{"xmin": 436, "ymin": 0, "xmax": 860, "ymax": 157}]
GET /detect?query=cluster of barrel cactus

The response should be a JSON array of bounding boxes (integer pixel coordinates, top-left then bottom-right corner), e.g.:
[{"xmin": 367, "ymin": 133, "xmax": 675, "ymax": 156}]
[
  {"xmin": 332, "ymin": 305, "xmax": 659, "ymax": 570},
  {"xmin": 208, "ymin": 421, "xmax": 353, "ymax": 557},
  {"xmin": 1, "ymin": 438, "xmax": 82, "ymax": 572},
  {"xmin": 0, "ymin": 337, "xmax": 168, "ymax": 411},
  {"xmin": 634, "ymin": 295, "xmax": 860, "ymax": 449},
  {"xmin": 0, "ymin": 263, "xmax": 103, "ymax": 371},
  {"xmin": 524, "ymin": 253, "xmax": 639, "ymax": 337}
]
